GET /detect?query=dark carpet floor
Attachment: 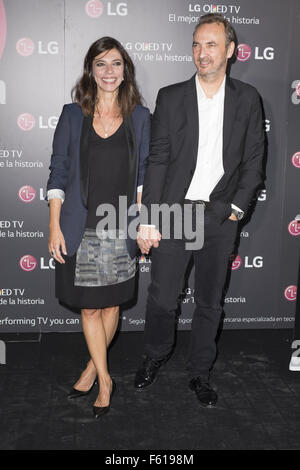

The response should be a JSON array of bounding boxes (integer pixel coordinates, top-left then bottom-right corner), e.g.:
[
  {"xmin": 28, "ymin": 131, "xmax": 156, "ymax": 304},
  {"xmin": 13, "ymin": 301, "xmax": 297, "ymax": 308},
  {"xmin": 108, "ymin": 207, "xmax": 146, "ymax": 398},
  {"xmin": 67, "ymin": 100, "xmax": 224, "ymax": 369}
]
[{"xmin": 0, "ymin": 329, "xmax": 299, "ymax": 450}]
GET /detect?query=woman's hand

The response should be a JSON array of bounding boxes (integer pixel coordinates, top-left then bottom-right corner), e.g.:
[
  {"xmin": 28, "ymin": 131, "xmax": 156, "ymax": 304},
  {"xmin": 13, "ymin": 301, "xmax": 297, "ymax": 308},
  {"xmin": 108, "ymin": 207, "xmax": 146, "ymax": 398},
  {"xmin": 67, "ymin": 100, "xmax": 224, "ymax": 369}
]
[
  {"xmin": 137, "ymin": 225, "xmax": 161, "ymax": 254},
  {"xmin": 48, "ymin": 226, "xmax": 67, "ymax": 264}
]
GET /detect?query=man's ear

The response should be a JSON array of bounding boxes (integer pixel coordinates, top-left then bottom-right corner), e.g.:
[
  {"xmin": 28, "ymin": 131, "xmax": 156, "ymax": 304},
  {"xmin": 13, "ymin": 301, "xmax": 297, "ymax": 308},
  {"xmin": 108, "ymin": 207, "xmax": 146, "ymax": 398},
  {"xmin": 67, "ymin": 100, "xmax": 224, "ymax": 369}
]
[{"xmin": 226, "ymin": 41, "xmax": 235, "ymax": 59}]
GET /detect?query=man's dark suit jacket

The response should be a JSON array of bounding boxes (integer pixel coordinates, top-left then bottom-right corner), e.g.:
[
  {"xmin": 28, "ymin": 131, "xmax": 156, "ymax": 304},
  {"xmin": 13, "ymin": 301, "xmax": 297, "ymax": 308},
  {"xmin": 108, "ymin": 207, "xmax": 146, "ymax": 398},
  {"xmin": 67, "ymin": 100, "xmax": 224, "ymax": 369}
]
[
  {"xmin": 141, "ymin": 74, "xmax": 265, "ymax": 225},
  {"xmin": 46, "ymin": 102, "xmax": 150, "ymax": 258}
]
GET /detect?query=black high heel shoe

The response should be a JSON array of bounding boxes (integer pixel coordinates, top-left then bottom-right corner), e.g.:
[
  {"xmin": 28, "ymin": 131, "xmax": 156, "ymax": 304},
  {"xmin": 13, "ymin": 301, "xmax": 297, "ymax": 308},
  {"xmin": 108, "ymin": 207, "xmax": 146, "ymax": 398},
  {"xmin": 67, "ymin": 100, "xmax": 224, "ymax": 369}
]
[
  {"xmin": 93, "ymin": 379, "xmax": 116, "ymax": 419},
  {"xmin": 67, "ymin": 378, "xmax": 98, "ymax": 399}
]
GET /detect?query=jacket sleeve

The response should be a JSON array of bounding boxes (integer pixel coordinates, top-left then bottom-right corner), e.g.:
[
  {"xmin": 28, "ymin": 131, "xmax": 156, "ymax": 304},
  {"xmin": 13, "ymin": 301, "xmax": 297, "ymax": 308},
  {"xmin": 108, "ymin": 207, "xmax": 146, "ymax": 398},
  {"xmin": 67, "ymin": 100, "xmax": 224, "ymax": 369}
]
[
  {"xmin": 140, "ymin": 89, "xmax": 170, "ymax": 224},
  {"xmin": 46, "ymin": 105, "xmax": 71, "ymax": 198},
  {"xmin": 137, "ymin": 108, "xmax": 151, "ymax": 187},
  {"xmin": 231, "ymin": 90, "xmax": 265, "ymax": 212}
]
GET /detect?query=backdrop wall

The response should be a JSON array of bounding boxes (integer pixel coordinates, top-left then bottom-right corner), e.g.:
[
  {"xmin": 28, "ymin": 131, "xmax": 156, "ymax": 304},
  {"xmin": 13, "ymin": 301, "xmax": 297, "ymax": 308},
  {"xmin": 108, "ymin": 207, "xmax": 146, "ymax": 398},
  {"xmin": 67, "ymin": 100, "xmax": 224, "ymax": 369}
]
[{"xmin": 0, "ymin": 0, "xmax": 299, "ymax": 332}]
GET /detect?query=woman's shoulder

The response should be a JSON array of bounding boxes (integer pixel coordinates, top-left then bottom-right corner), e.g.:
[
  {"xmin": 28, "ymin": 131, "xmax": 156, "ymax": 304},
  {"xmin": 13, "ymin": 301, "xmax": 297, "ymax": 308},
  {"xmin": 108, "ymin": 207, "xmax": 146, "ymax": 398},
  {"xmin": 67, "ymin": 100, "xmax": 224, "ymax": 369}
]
[
  {"xmin": 63, "ymin": 102, "xmax": 83, "ymax": 114},
  {"xmin": 132, "ymin": 104, "xmax": 150, "ymax": 118}
]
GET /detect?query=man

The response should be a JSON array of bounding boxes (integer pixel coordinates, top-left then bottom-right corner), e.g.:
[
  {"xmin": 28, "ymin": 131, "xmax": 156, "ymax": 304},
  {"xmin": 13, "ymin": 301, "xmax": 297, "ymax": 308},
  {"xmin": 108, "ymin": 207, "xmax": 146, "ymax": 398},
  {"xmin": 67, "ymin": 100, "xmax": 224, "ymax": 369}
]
[{"xmin": 135, "ymin": 13, "xmax": 265, "ymax": 407}]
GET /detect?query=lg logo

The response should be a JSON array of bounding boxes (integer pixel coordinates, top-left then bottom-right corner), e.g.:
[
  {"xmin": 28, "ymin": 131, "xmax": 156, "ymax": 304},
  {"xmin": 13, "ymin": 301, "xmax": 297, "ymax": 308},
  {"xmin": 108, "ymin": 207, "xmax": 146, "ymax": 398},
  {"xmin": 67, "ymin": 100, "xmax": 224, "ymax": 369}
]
[
  {"xmin": 254, "ymin": 47, "xmax": 274, "ymax": 61},
  {"xmin": 237, "ymin": 44, "xmax": 275, "ymax": 62},
  {"xmin": 16, "ymin": 37, "xmax": 34, "ymax": 56},
  {"xmin": 288, "ymin": 220, "xmax": 300, "ymax": 237},
  {"xmin": 284, "ymin": 286, "xmax": 297, "ymax": 302},
  {"xmin": 231, "ymin": 254, "xmax": 242, "ymax": 270},
  {"xmin": 291, "ymin": 152, "xmax": 300, "ymax": 168},
  {"xmin": 19, "ymin": 255, "xmax": 55, "ymax": 271},
  {"xmin": 85, "ymin": 0, "xmax": 103, "ymax": 17},
  {"xmin": 40, "ymin": 258, "xmax": 56, "ymax": 270},
  {"xmin": 17, "ymin": 113, "xmax": 35, "ymax": 131},
  {"xmin": 236, "ymin": 44, "xmax": 251, "ymax": 62},
  {"xmin": 18, "ymin": 186, "xmax": 46, "ymax": 203},
  {"xmin": 85, "ymin": 0, "xmax": 127, "ymax": 17},
  {"xmin": 16, "ymin": 38, "xmax": 59, "ymax": 56},
  {"xmin": 17, "ymin": 113, "xmax": 58, "ymax": 130},
  {"xmin": 230, "ymin": 255, "xmax": 263, "ymax": 270},
  {"xmin": 245, "ymin": 256, "xmax": 264, "ymax": 268},
  {"xmin": 18, "ymin": 186, "xmax": 36, "ymax": 203},
  {"xmin": 19, "ymin": 255, "xmax": 37, "ymax": 272}
]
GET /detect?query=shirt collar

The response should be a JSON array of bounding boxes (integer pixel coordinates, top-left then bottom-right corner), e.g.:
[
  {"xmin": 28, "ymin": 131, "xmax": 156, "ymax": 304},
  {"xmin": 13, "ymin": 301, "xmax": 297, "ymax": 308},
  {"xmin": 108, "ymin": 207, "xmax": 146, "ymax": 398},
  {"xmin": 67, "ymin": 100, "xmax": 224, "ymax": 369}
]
[{"xmin": 195, "ymin": 74, "xmax": 226, "ymax": 102}]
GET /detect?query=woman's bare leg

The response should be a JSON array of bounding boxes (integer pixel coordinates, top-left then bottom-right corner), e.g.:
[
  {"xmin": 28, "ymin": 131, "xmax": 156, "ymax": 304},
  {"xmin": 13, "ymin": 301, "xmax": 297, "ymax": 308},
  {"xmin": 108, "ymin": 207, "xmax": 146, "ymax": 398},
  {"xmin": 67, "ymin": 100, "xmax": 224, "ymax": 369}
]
[{"xmin": 78, "ymin": 306, "xmax": 119, "ymax": 406}]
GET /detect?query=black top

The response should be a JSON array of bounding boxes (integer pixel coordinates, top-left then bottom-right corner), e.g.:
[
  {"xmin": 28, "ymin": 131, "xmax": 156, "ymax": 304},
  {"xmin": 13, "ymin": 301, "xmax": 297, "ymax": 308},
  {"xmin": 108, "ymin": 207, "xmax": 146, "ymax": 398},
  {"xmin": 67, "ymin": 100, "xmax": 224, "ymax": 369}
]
[{"xmin": 85, "ymin": 122, "xmax": 129, "ymax": 230}]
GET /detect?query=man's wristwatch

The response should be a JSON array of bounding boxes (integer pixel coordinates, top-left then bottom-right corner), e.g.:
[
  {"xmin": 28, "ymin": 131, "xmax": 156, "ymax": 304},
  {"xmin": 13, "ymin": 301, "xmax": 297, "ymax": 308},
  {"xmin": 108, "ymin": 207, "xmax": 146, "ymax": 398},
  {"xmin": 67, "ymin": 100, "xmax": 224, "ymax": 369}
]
[{"xmin": 231, "ymin": 208, "xmax": 244, "ymax": 220}]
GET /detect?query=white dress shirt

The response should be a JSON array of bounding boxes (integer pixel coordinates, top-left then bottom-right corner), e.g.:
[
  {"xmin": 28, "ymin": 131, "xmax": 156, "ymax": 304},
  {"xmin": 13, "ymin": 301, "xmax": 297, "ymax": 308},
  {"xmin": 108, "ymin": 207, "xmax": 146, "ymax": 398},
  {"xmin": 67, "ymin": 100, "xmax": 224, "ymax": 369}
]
[
  {"xmin": 185, "ymin": 75, "xmax": 225, "ymax": 201},
  {"xmin": 185, "ymin": 75, "xmax": 242, "ymax": 215}
]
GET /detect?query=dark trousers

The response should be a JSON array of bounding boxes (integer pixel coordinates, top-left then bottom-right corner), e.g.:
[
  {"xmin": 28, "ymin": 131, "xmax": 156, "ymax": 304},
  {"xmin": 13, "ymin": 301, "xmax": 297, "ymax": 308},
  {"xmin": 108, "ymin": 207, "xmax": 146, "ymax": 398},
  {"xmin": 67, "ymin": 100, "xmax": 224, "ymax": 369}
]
[{"xmin": 143, "ymin": 207, "xmax": 238, "ymax": 380}]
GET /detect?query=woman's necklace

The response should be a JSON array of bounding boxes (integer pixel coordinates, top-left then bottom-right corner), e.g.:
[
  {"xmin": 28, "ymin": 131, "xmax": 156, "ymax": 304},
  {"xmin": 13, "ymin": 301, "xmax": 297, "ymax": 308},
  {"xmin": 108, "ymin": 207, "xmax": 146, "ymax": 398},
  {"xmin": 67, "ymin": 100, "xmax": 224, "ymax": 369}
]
[{"xmin": 96, "ymin": 103, "xmax": 119, "ymax": 138}]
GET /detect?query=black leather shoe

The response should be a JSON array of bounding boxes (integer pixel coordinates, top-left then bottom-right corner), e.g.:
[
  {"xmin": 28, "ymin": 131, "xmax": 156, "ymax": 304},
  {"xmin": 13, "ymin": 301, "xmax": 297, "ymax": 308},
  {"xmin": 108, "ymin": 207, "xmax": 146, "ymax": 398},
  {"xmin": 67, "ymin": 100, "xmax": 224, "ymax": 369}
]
[
  {"xmin": 189, "ymin": 377, "xmax": 218, "ymax": 408},
  {"xmin": 67, "ymin": 378, "xmax": 97, "ymax": 399},
  {"xmin": 134, "ymin": 355, "xmax": 168, "ymax": 391},
  {"xmin": 93, "ymin": 379, "xmax": 116, "ymax": 419}
]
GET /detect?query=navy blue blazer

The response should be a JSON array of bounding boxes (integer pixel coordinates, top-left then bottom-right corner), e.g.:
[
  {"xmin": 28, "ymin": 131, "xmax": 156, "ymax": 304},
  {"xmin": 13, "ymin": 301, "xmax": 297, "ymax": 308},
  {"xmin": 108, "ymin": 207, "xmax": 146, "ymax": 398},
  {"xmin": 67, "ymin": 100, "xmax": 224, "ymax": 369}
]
[{"xmin": 46, "ymin": 102, "xmax": 150, "ymax": 258}]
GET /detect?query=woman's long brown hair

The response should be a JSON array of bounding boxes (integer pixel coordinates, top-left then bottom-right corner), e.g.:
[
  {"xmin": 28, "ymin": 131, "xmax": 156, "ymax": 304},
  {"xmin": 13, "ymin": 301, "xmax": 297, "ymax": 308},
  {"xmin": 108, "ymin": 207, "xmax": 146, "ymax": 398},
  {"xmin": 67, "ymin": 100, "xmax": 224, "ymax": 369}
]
[{"xmin": 72, "ymin": 36, "xmax": 142, "ymax": 116}]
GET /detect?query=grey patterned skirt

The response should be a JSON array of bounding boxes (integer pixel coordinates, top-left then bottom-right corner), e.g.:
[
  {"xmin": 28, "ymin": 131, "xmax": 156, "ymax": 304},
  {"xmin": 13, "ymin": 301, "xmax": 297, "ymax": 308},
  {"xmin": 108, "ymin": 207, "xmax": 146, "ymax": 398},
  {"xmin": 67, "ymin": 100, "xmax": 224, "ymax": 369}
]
[
  {"xmin": 75, "ymin": 228, "xmax": 136, "ymax": 287},
  {"xmin": 55, "ymin": 228, "xmax": 137, "ymax": 310}
]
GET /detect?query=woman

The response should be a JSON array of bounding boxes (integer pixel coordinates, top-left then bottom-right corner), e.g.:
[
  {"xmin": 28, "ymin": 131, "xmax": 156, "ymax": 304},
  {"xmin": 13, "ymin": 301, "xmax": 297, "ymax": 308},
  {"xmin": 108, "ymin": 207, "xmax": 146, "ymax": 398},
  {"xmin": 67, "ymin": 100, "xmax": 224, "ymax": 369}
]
[{"xmin": 46, "ymin": 37, "xmax": 150, "ymax": 418}]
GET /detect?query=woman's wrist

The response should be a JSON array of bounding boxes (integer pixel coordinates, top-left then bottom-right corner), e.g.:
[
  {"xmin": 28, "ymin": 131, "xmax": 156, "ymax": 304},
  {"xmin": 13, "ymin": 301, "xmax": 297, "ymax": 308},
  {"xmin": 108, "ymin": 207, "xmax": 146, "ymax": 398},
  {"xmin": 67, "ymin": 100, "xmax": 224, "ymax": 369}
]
[{"xmin": 49, "ymin": 221, "xmax": 61, "ymax": 231}]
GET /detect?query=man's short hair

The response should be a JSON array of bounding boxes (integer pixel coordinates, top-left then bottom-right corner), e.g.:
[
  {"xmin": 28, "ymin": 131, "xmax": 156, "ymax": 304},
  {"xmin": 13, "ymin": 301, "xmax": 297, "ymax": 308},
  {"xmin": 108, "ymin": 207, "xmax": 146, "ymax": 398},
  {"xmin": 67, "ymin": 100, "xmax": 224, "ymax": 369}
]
[{"xmin": 194, "ymin": 13, "xmax": 237, "ymax": 49}]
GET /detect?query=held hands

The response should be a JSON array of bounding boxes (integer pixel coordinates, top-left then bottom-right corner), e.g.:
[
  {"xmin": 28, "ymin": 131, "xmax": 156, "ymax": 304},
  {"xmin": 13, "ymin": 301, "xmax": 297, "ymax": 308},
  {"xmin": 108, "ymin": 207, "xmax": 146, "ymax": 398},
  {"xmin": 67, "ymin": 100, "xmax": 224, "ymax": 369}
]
[
  {"xmin": 137, "ymin": 226, "xmax": 162, "ymax": 254},
  {"xmin": 228, "ymin": 212, "xmax": 238, "ymax": 221},
  {"xmin": 48, "ymin": 226, "xmax": 67, "ymax": 264}
]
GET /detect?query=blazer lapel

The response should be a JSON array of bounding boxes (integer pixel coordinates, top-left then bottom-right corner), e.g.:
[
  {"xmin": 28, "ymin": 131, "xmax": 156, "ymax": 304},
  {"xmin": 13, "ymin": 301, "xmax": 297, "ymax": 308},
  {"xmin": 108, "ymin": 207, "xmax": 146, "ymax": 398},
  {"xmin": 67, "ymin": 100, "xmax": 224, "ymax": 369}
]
[
  {"xmin": 210, "ymin": 77, "xmax": 238, "ymax": 196},
  {"xmin": 184, "ymin": 75, "xmax": 199, "ymax": 167},
  {"xmin": 124, "ymin": 114, "xmax": 137, "ymax": 206},
  {"xmin": 79, "ymin": 113, "xmax": 93, "ymax": 208}
]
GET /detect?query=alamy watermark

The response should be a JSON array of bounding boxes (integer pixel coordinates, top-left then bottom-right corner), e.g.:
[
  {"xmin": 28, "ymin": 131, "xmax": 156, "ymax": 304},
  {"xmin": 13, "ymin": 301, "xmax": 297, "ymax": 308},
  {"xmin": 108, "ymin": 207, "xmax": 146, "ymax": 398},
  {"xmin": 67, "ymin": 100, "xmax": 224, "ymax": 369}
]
[{"xmin": 95, "ymin": 196, "xmax": 205, "ymax": 250}]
